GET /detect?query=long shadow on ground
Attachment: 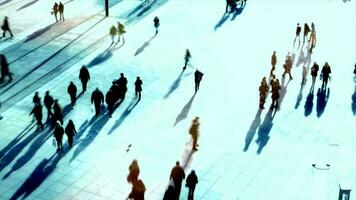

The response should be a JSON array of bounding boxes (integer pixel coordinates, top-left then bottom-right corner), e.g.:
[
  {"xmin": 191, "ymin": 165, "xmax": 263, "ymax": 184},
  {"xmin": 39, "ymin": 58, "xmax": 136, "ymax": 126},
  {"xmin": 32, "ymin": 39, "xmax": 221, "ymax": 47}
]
[
  {"xmin": 316, "ymin": 87, "xmax": 330, "ymax": 118},
  {"xmin": 134, "ymin": 34, "xmax": 156, "ymax": 56},
  {"xmin": 24, "ymin": 24, "xmax": 55, "ymax": 43},
  {"xmin": 256, "ymin": 108, "xmax": 276, "ymax": 154},
  {"xmin": 174, "ymin": 93, "xmax": 196, "ymax": 126},
  {"xmin": 304, "ymin": 86, "xmax": 315, "ymax": 117},
  {"xmin": 87, "ymin": 49, "xmax": 112, "ymax": 68},
  {"xmin": 244, "ymin": 109, "xmax": 262, "ymax": 152},
  {"xmin": 352, "ymin": 84, "xmax": 356, "ymax": 115},
  {"xmin": 214, "ymin": 2, "xmax": 245, "ymax": 30},
  {"xmin": 16, "ymin": 0, "xmax": 39, "ymax": 11}
]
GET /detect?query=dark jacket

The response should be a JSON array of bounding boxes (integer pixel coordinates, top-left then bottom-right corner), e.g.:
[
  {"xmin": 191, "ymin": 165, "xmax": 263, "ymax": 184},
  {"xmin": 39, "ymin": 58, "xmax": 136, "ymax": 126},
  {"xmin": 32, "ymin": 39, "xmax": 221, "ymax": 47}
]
[
  {"xmin": 79, "ymin": 67, "xmax": 90, "ymax": 82},
  {"xmin": 186, "ymin": 172, "xmax": 198, "ymax": 188},
  {"xmin": 44, "ymin": 94, "xmax": 54, "ymax": 109},
  {"xmin": 30, "ymin": 104, "xmax": 43, "ymax": 120},
  {"xmin": 170, "ymin": 165, "xmax": 185, "ymax": 183},
  {"xmin": 0, "ymin": 55, "xmax": 10, "ymax": 75},
  {"xmin": 54, "ymin": 125, "xmax": 64, "ymax": 141},
  {"xmin": 135, "ymin": 79, "xmax": 142, "ymax": 92},
  {"xmin": 91, "ymin": 89, "xmax": 104, "ymax": 105},
  {"xmin": 68, "ymin": 82, "xmax": 77, "ymax": 96},
  {"xmin": 311, "ymin": 63, "xmax": 319, "ymax": 77},
  {"xmin": 65, "ymin": 121, "xmax": 76, "ymax": 137}
]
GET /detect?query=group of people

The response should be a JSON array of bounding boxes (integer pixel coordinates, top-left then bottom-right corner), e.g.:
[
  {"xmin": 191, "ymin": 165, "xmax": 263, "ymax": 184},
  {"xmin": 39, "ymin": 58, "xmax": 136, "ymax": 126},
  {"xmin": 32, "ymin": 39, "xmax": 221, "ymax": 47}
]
[
  {"xmin": 109, "ymin": 22, "xmax": 126, "ymax": 44},
  {"xmin": 52, "ymin": 2, "xmax": 65, "ymax": 22},
  {"xmin": 294, "ymin": 22, "xmax": 316, "ymax": 52},
  {"xmin": 310, "ymin": 61, "xmax": 332, "ymax": 90}
]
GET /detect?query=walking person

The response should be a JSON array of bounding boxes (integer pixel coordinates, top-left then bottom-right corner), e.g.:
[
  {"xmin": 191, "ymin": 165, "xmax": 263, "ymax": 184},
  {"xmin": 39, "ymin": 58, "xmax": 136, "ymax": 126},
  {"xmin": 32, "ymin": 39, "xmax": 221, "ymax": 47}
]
[
  {"xmin": 126, "ymin": 179, "xmax": 146, "ymax": 200},
  {"xmin": 105, "ymin": 89, "xmax": 115, "ymax": 116},
  {"xmin": 67, "ymin": 81, "xmax": 77, "ymax": 106},
  {"xmin": 194, "ymin": 70, "xmax": 204, "ymax": 93},
  {"xmin": 117, "ymin": 22, "xmax": 126, "ymax": 43},
  {"xmin": 301, "ymin": 65, "xmax": 307, "ymax": 85},
  {"xmin": 65, "ymin": 119, "xmax": 77, "ymax": 148},
  {"xmin": 1, "ymin": 16, "xmax": 13, "ymax": 38},
  {"xmin": 183, "ymin": 49, "xmax": 191, "ymax": 71},
  {"xmin": 310, "ymin": 62, "xmax": 319, "ymax": 88},
  {"xmin": 54, "ymin": 121, "xmax": 64, "ymax": 152},
  {"xmin": 127, "ymin": 159, "xmax": 140, "ymax": 185},
  {"xmin": 259, "ymin": 77, "xmax": 269, "ymax": 109},
  {"xmin": 52, "ymin": 3, "xmax": 59, "ymax": 22},
  {"xmin": 271, "ymin": 79, "xmax": 281, "ymax": 109},
  {"xmin": 110, "ymin": 25, "xmax": 117, "ymax": 44},
  {"xmin": 0, "ymin": 54, "xmax": 12, "ymax": 82},
  {"xmin": 321, "ymin": 62, "xmax": 331, "ymax": 90},
  {"xmin": 58, "ymin": 2, "xmax": 64, "ymax": 21},
  {"xmin": 29, "ymin": 103, "xmax": 44, "ymax": 131},
  {"xmin": 79, "ymin": 65, "xmax": 90, "ymax": 92},
  {"xmin": 270, "ymin": 51, "xmax": 277, "ymax": 77},
  {"xmin": 135, "ymin": 77, "xmax": 142, "ymax": 101},
  {"xmin": 303, "ymin": 23, "xmax": 311, "ymax": 43},
  {"xmin": 91, "ymin": 88, "xmax": 104, "ymax": 116},
  {"xmin": 33, "ymin": 91, "xmax": 41, "ymax": 105},
  {"xmin": 282, "ymin": 53, "xmax": 293, "ymax": 80},
  {"xmin": 153, "ymin": 16, "xmax": 160, "ymax": 35},
  {"xmin": 44, "ymin": 91, "xmax": 54, "ymax": 122},
  {"xmin": 170, "ymin": 161, "xmax": 185, "ymax": 200},
  {"xmin": 189, "ymin": 117, "xmax": 200, "ymax": 151},
  {"xmin": 53, "ymin": 99, "xmax": 63, "ymax": 125},
  {"xmin": 186, "ymin": 170, "xmax": 198, "ymax": 200},
  {"xmin": 309, "ymin": 24, "xmax": 316, "ymax": 53},
  {"xmin": 293, "ymin": 23, "xmax": 301, "ymax": 48}
]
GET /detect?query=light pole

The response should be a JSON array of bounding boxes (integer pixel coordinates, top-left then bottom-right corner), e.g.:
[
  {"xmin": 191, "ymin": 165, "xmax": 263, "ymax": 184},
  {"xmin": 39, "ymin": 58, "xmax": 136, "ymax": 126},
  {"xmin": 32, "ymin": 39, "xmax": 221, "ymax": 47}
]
[{"xmin": 105, "ymin": 0, "xmax": 109, "ymax": 17}]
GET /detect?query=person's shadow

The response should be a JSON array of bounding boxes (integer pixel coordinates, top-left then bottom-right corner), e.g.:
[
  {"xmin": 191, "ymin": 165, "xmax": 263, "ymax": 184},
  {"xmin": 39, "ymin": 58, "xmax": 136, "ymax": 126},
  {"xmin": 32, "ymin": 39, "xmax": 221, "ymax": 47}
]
[
  {"xmin": 244, "ymin": 109, "xmax": 262, "ymax": 152},
  {"xmin": 214, "ymin": 13, "xmax": 230, "ymax": 31},
  {"xmin": 304, "ymin": 86, "xmax": 314, "ymax": 117},
  {"xmin": 352, "ymin": 84, "xmax": 356, "ymax": 115},
  {"xmin": 256, "ymin": 108, "xmax": 276, "ymax": 154},
  {"xmin": 87, "ymin": 49, "xmax": 112, "ymax": 68},
  {"xmin": 174, "ymin": 94, "xmax": 196, "ymax": 126},
  {"xmin": 134, "ymin": 34, "xmax": 156, "ymax": 56},
  {"xmin": 108, "ymin": 98, "xmax": 139, "ymax": 135},
  {"xmin": 295, "ymin": 84, "xmax": 304, "ymax": 109},
  {"xmin": 16, "ymin": 0, "xmax": 39, "ymax": 11},
  {"xmin": 164, "ymin": 71, "xmax": 184, "ymax": 99},
  {"xmin": 276, "ymin": 77, "xmax": 291, "ymax": 111},
  {"xmin": 316, "ymin": 87, "xmax": 330, "ymax": 118}
]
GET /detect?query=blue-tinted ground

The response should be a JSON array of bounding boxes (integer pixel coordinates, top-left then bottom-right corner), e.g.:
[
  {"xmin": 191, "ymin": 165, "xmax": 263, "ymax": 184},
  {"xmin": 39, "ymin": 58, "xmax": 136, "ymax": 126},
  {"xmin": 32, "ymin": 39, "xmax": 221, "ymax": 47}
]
[{"xmin": 0, "ymin": 0, "xmax": 355, "ymax": 199}]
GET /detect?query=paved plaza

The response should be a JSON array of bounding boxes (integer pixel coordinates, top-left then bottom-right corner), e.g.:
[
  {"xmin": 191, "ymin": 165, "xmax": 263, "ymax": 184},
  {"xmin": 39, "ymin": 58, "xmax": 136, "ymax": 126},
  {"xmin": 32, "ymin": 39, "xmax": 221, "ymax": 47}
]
[{"xmin": 0, "ymin": 0, "xmax": 355, "ymax": 199}]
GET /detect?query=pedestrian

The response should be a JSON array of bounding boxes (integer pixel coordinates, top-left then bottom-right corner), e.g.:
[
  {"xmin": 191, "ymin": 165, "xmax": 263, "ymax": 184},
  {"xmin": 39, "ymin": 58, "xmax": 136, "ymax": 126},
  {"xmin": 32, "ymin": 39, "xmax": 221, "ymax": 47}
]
[
  {"xmin": 54, "ymin": 120, "xmax": 64, "ymax": 152},
  {"xmin": 79, "ymin": 65, "xmax": 90, "ymax": 92},
  {"xmin": 269, "ymin": 74, "xmax": 276, "ymax": 89},
  {"xmin": 52, "ymin": 3, "xmax": 59, "ymax": 22},
  {"xmin": 170, "ymin": 161, "xmax": 185, "ymax": 200},
  {"xmin": 110, "ymin": 25, "xmax": 117, "ymax": 44},
  {"xmin": 105, "ymin": 89, "xmax": 115, "ymax": 116},
  {"xmin": 194, "ymin": 70, "xmax": 204, "ymax": 92},
  {"xmin": 113, "ymin": 73, "xmax": 128, "ymax": 100},
  {"xmin": 271, "ymin": 79, "xmax": 281, "ymax": 109},
  {"xmin": 91, "ymin": 88, "xmax": 104, "ymax": 116},
  {"xmin": 65, "ymin": 119, "xmax": 76, "ymax": 148},
  {"xmin": 126, "ymin": 179, "xmax": 146, "ymax": 200},
  {"xmin": 153, "ymin": 16, "xmax": 160, "ymax": 35},
  {"xmin": 33, "ymin": 91, "xmax": 41, "ymax": 105},
  {"xmin": 1, "ymin": 16, "xmax": 13, "ymax": 38},
  {"xmin": 183, "ymin": 49, "xmax": 191, "ymax": 71},
  {"xmin": 163, "ymin": 185, "xmax": 175, "ymax": 200},
  {"xmin": 303, "ymin": 23, "xmax": 311, "ymax": 43},
  {"xmin": 44, "ymin": 91, "xmax": 54, "ymax": 122},
  {"xmin": 270, "ymin": 51, "xmax": 277, "ymax": 77},
  {"xmin": 0, "ymin": 54, "xmax": 12, "ymax": 82},
  {"xmin": 189, "ymin": 117, "xmax": 200, "ymax": 151},
  {"xmin": 301, "ymin": 65, "xmax": 307, "ymax": 85},
  {"xmin": 309, "ymin": 29, "xmax": 316, "ymax": 53},
  {"xmin": 282, "ymin": 53, "xmax": 293, "ymax": 80},
  {"xmin": 53, "ymin": 99, "xmax": 63, "ymax": 125},
  {"xmin": 354, "ymin": 64, "xmax": 356, "ymax": 77},
  {"xmin": 67, "ymin": 81, "xmax": 77, "ymax": 106},
  {"xmin": 117, "ymin": 22, "xmax": 126, "ymax": 43},
  {"xmin": 127, "ymin": 159, "xmax": 140, "ymax": 185},
  {"xmin": 135, "ymin": 77, "xmax": 142, "ymax": 100},
  {"xmin": 29, "ymin": 103, "xmax": 44, "ymax": 131},
  {"xmin": 321, "ymin": 62, "xmax": 331, "ymax": 90},
  {"xmin": 58, "ymin": 2, "xmax": 64, "ymax": 21},
  {"xmin": 259, "ymin": 77, "xmax": 269, "ymax": 109},
  {"xmin": 311, "ymin": 62, "xmax": 319, "ymax": 87},
  {"xmin": 293, "ymin": 23, "xmax": 301, "ymax": 47},
  {"xmin": 186, "ymin": 170, "xmax": 198, "ymax": 200}
]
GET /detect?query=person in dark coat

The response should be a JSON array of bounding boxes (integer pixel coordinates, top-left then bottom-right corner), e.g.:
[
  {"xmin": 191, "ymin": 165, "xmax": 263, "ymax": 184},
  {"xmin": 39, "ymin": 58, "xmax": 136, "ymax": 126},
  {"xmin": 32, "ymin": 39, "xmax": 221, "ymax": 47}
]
[
  {"xmin": 113, "ymin": 73, "xmax": 128, "ymax": 87},
  {"xmin": 65, "ymin": 119, "xmax": 76, "ymax": 148},
  {"xmin": 0, "ymin": 54, "xmax": 12, "ymax": 82},
  {"xmin": 30, "ymin": 103, "xmax": 44, "ymax": 131},
  {"xmin": 127, "ymin": 159, "xmax": 140, "ymax": 185},
  {"xmin": 135, "ymin": 77, "xmax": 142, "ymax": 100},
  {"xmin": 126, "ymin": 179, "xmax": 146, "ymax": 200},
  {"xmin": 270, "ymin": 51, "xmax": 276, "ymax": 77},
  {"xmin": 321, "ymin": 62, "xmax": 331, "ymax": 90},
  {"xmin": 303, "ymin": 23, "xmax": 311, "ymax": 43},
  {"xmin": 53, "ymin": 99, "xmax": 63, "ymax": 126},
  {"xmin": 58, "ymin": 2, "xmax": 64, "ymax": 21},
  {"xmin": 113, "ymin": 73, "xmax": 128, "ymax": 100},
  {"xmin": 67, "ymin": 81, "xmax": 77, "ymax": 106},
  {"xmin": 79, "ymin": 65, "xmax": 90, "ymax": 92},
  {"xmin": 310, "ymin": 62, "xmax": 319, "ymax": 88},
  {"xmin": 52, "ymin": 3, "xmax": 59, "ymax": 22},
  {"xmin": 271, "ymin": 79, "xmax": 281, "ymax": 109},
  {"xmin": 105, "ymin": 89, "xmax": 115, "ymax": 116},
  {"xmin": 44, "ymin": 91, "xmax": 54, "ymax": 122},
  {"xmin": 259, "ymin": 77, "xmax": 269, "ymax": 109},
  {"xmin": 1, "ymin": 17, "xmax": 13, "ymax": 38},
  {"xmin": 54, "ymin": 121, "xmax": 64, "ymax": 152},
  {"xmin": 354, "ymin": 64, "xmax": 356, "ymax": 76},
  {"xmin": 183, "ymin": 49, "xmax": 191, "ymax": 71},
  {"xmin": 194, "ymin": 70, "xmax": 203, "ymax": 93},
  {"xmin": 163, "ymin": 185, "xmax": 175, "ymax": 200},
  {"xmin": 33, "ymin": 91, "xmax": 41, "ymax": 105},
  {"xmin": 91, "ymin": 88, "xmax": 104, "ymax": 116},
  {"xmin": 186, "ymin": 170, "xmax": 198, "ymax": 200},
  {"xmin": 170, "ymin": 161, "xmax": 185, "ymax": 200},
  {"xmin": 294, "ymin": 23, "xmax": 301, "ymax": 47},
  {"xmin": 153, "ymin": 16, "xmax": 160, "ymax": 35}
]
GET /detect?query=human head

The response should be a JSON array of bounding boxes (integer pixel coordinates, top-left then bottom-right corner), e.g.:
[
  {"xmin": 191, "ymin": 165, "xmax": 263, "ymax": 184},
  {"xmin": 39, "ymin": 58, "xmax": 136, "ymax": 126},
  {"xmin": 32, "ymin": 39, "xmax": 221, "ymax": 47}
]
[
  {"xmin": 120, "ymin": 73, "xmax": 124, "ymax": 77},
  {"xmin": 176, "ymin": 161, "xmax": 180, "ymax": 166},
  {"xmin": 45, "ymin": 91, "xmax": 49, "ymax": 95}
]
